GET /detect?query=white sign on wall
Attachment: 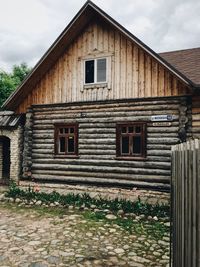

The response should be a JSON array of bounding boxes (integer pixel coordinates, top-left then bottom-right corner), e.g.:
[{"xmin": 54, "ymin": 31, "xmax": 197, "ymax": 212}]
[
  {"xmin": 151, "ymin": 115, "xmax": 173, "ymax": 122},
  {"xmin": 152, "ymin": 122, "xmax": 172, "ymax": 127}
]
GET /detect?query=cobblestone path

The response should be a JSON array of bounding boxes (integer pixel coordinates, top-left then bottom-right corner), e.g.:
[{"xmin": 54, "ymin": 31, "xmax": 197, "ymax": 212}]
[{"xmin": 0, "ymin": 204, "xmax": 170, "ymax": 267}]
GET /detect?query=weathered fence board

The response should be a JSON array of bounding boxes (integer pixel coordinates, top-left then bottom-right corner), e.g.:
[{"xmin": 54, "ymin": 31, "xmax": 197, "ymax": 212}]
[{"xmin": 172, "ymin": 139, "xmax": 200, "ymax": 267}]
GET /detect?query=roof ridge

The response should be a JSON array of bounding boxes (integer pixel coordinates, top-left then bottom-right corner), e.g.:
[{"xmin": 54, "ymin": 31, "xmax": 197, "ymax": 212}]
[{"xmin": 159, "ymin": 47, "xmax": 200, "ymax": 55}]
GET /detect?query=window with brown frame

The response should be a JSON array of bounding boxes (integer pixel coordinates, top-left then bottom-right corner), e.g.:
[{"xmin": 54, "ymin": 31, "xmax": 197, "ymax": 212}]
[
  {"xmin": 54, "ymin": 124, "xmax": 78, "ymax": 156},
  {"xmin": 116, "ymin": 122, "xmax": 146, "ymax": 159}
]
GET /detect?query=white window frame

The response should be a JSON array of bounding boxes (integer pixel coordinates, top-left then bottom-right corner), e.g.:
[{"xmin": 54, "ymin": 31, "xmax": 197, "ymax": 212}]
[{"xmin": 84, "ymin": 57, "xmax": 107, "ymax": 85}]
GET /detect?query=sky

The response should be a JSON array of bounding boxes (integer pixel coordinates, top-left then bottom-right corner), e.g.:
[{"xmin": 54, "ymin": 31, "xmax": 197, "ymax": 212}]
[{"xmin": 0, "ymin": 0, "xmax": 200, "ymax": 72}]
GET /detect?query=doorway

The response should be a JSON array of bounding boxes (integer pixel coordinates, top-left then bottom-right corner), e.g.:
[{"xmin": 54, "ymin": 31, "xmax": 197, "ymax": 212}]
[{"xmin": 0, "ymin": 136, "xmax": 10, "ymax": 180}]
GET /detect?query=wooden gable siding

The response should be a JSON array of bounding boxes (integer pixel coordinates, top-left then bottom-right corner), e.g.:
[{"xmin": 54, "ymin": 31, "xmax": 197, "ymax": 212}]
[{"xmin": 16, "ymin": 20, "xmax": 189, "ymax": 113}]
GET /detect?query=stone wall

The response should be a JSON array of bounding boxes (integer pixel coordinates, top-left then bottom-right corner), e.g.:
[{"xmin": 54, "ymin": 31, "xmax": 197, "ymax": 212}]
[
  {"xmin": 22, "ymin": 109, "xmax": 33, "ymax": 180},
  {"xmin": 0, "ymin": 127, "xmax": 23, "ymax": 182},
  {"xmin": 0, "ymin": 143, "xmax": 3, "ymax": 180}
]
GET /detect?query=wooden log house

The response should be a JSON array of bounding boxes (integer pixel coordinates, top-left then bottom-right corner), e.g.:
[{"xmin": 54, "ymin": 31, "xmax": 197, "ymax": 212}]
[{"xmin": 0, "ymin": 1, "xmax": 199, "ymax": 191}]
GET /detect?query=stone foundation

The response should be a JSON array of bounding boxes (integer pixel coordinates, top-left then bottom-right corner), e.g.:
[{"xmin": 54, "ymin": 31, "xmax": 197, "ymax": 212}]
[
  {"xmin": 19, "ymin": 181, "xmax": 170, "ymax": 205},
  {"xmin": 0, "ymin": 143, "xmax": 3, "ymax": 179}
]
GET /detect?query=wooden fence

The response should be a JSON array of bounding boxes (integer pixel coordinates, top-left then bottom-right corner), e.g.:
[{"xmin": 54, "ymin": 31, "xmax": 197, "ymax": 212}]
[{"xmin": 172, "ymin": 139, "xmax": 200, "ymax": 267}]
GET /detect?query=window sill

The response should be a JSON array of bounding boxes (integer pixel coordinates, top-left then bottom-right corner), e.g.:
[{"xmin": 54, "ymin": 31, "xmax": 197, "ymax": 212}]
[
  {"xmin": 83, "ymin": 83, "xmax": 108, "ymax": 90},
  {"xmin": 115, "ymin": 156, "xmax": 147, "ymax": 161},
  {"xmin": 54, "ymin": 155, "xmax": 79, "ymax": 159}
]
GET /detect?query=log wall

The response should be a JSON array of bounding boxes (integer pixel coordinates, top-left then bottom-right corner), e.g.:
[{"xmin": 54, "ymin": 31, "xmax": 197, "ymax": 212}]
[
  {"xmin": 192, "ymin": 95, "xmax": 200, "ymax": 138},
  {"xmin": 23, "ymin": 97, "xmax": 189, "ymax": 190},
  {"xmin": 16, "ymin": 20, "xmax": 190, "ymax": 113}
]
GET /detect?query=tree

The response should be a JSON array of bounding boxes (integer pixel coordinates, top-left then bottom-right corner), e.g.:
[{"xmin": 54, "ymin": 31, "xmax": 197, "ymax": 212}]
[{"xmin": 0, "ymin": 63, "xmax": 31, "ymax": 107}]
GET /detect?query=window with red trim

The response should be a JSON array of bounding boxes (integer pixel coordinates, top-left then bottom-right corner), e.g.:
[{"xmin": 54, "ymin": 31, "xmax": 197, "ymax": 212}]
[
  {"xmin": 116, "ymin": 123, "xmax": 146, "ymax": 159},
  {"xmin": 55, "ymin": 124, "xmax": 78, "ymax": 156}
]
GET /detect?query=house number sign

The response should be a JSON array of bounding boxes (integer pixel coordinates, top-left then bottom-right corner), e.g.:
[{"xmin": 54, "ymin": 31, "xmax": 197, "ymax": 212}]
[{"xmin": 151, "ymin": 115, "xmax": 173, "ymax": 121}]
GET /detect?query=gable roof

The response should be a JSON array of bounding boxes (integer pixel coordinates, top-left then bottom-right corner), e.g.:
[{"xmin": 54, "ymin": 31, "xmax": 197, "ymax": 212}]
[
  {"xmin": 159, "ymin": 47, "xmax": 200, "ymax": 85},
  {"xmin": 2, "ymin": 0, "xmax": 195, "ymax": 111}
]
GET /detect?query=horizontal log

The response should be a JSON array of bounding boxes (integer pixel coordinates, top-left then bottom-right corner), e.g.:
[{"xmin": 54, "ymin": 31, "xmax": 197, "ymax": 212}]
[
  {"xmin": 31, "ymin": 175, "xmax": 170, "ymax": 191},
  {"xmin": 32, "ymin": 154, "xmax": 54, "ymax": 159},
  {"xmin": 78, "ymin": 144, "xmax": 116, "ymax": 150},
  {"xmin": 79, "ymin": 150, "xmax": 115, "ymax": 155},
  {"xmin": 32, "ymin": 130, "xmax": 54, "ymax": 134},
  {"xmin": 32, "ymin": 169, "xmax": 170, "ymax": 182},
  {"xmin": 33, "ymin": 102, "xmax": 181, "ymax": 115},
  {"xmin": 33, "ymin": 110, "xmax": 179, "ymax": 121},
  {"xmin": 192, "ymin": 114, "xmax": 200, "ymax": 121},
  {"xmin": 78, "ymin": 128, "xmax": 116, "ymax": 134},
  {"xmin": 32, "ymin": 163, "xmax": 170, "ymax": 175},
  {"xmin": 32, "ymin": 158, "xmax": 171, "ymax": 169},
  {"xmin": 192, "ymin": 121, "xmax": 200, "ymax": 127},
  {"xmin": 79, "ymin": 148, "xmax": 116, "ymax": 156},
  {"xmin": 147, "ymin": 138, "xmax": 179, "ymax": 144},
  {"xmin": 79, "ymin": 134, "xmax": 115, "ymax": 139},
  {"xmin": 147, "ymin": 133, "xmax": 178, "ymax": 138},
  {"xmin": 32, "ymin": 144, "xmax": 54, "ymax": 149},
  {"xmin": 191, "ymin": 128, "xmax": 200, "ymax": 133},
  {"xmin": 147, "ymin": 127, "xmax": 179, "ymax": 133},
  {"xmin": 32, "ymin": 139, "xmax": 54, "ymax": 144},
  {"xmin": 147, "ymin": 150, "xmax": 171, "ymax": 156},
  {"xmin": 147, "ymin": 144, "xmax": 171, "ymax": 150},
  {"xmin": 32, "ymin": 115, "xmax": 180, "ymax": 125},
  {"xmin": 33, "ymin": 125, "xmax": 54, "ymax": 130},
  {"xmin": 32, "ymin": 134, "xmax": 53, "ymax": 139},
  {"xmin": 32, "ymin": 149, "xmax": 54, "ymax": 154},
  {"xmin": 147, "ymin": 156, "xmax": 171, "ymax": 162},
  {"xmin": 31, "ymin": 153, "xmax": 171, "ymax": 162},
  {"xmin": 79, "ymin": 139, "xmax": 115, "ymax": 145},
  {"xmin": 192, "ymin": 108, "xmax": 200, "ymax": 114}
]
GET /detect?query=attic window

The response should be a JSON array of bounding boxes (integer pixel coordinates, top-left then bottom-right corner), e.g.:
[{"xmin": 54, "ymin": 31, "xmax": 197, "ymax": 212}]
[{"xmin": 84, "ymin": 58, "xmax": 107, "ymax": 84}]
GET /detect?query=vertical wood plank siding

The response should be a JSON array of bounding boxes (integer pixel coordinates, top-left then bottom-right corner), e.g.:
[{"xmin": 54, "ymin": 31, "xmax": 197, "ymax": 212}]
[
  {"xmin": 25, "ymin": 97, "xmax": 187, "ymax": 190},
  {"xmin": 16, "ymin": 21, "xmax": 189, "ymax": 113},
  {"xmin": 172, "ymin": 139, "xmax": 200, "ymax": 267}
]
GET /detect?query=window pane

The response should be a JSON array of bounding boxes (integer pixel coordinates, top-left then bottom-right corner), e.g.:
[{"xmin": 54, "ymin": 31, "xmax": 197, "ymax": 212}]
[
  {"xmin": 68, "ymin": 136, "xmax": 75, "ymax": 153},
  {"xmin": 121, "ymin": 127, "xmax": 127, "ymax": 133},
  {"xmin": 133, "ymin": 136, "xmax": 141, "ymax": 154},
  {"xmin": 85, "ymin": 60, "xmax": 94, "ymax": 84},
  {"xmin": 59, "ymin": 137, "xmax": 65, "ymax": 153},
  {"xmin": 64, "ymin": 128, "xmax": 68, "ymax": 134},
  {"xmin": 135, "ymin": 126, "xmax": 141, "ymax": 133},
  {"xmin": 59, "ymin": 128, "xmax": 64, "ymax": 134},
  {"xmin": 97, "ymin": 58, "xmax": 106, "ymax": 82},
  {"xmin": 128, "ymin": 127, "xmax": 134, "ymax": 133},
  {"xmin": 70, "ymin": 127, "xmax": 74, "ymax": 133},
  {"xmin": 122, "ymin": 136, "xmax": 129, "ymax": 154}
]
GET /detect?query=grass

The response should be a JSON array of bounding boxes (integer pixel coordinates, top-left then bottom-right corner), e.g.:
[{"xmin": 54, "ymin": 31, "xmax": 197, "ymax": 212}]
[
  {"xmin": 5, "ymin": 181, "xmax": 170, "ymax": 218},
  {"xmin": 2, "ymin": 181, "xmax": 170, "ymax": 240},
  {"xmin": 83, "ymin": 210, "xmax": 169, "ymax": 239}
]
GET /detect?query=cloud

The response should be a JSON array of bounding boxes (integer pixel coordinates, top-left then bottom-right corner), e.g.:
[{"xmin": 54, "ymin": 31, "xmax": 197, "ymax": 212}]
[{"xmin": 0, "ymin": 0, "xmax": 200, "ymax": 71}]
